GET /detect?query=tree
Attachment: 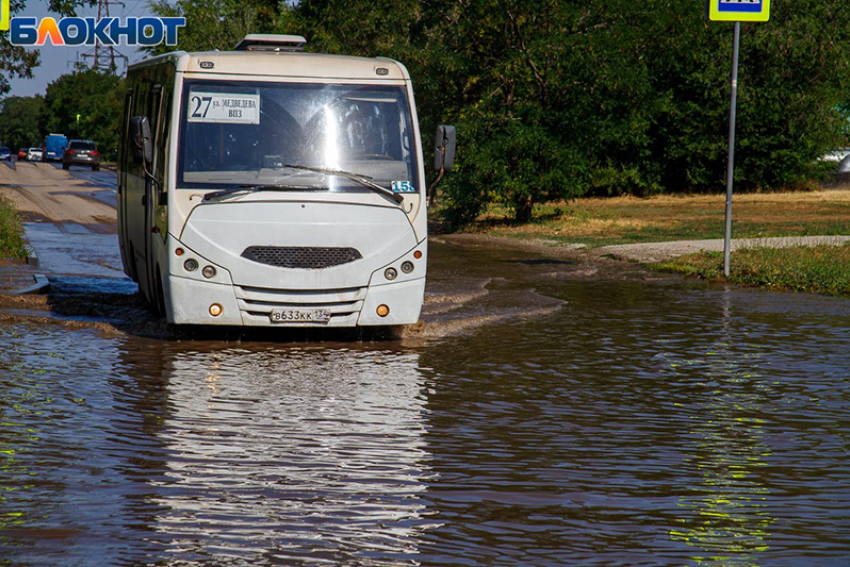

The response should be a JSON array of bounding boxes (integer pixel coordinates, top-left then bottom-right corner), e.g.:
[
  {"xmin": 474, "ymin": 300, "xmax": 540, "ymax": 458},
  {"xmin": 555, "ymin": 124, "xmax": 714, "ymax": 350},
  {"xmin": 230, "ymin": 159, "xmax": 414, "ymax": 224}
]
[
  {"xmin": 0, "ymin": 95, "xmax": 46, "ymax": 151},
  {"xmin": 286, "ymin": 0, "xmax": 661, "ymax": 223},
  {"xmin": 47, "ymin": 0, "xmax": 96, "ymax": 16},
  {"xmin": 41, "ymin": 69, "xmax": 125, "ymax": 160},
  {"xmin": 1, "ymin": 0, "xmax": 104, "ymax": 96},
  {"xmin": 431, "ymin": 0, "xmax": 662, "ymax": 221},
  {"xmin": 0, "ymin": 0, "xmax": 41, "ymax": 96},
  {"xmin": 147, "ymin": 0, "xmax": 850, "ymax": 224},
  {"xmin": 145, "ymin": 0, "xmax": 269, "ymax": 56},
  {"xmin": 641, "ymin": 0, "xmax": 850, "ymax": 193}
]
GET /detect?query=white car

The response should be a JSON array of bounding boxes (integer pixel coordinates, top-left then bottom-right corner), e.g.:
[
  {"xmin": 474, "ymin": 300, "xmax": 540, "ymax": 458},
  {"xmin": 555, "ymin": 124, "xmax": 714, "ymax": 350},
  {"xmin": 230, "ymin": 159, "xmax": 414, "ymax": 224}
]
[{"xmin": 27, "ymin": 147, "xmax": 44, "ymax": 161}]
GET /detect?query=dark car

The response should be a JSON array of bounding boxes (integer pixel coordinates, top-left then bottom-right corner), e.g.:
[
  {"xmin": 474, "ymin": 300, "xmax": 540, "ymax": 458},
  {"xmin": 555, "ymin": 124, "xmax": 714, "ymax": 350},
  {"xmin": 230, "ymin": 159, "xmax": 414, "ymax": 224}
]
[
  {"xmin": 62, "ymin": 139, "xmax": 100, "ymax": 171},
  {"xmin": 0, "ymin": 147, "xmax": 10, "ymax": 161}
]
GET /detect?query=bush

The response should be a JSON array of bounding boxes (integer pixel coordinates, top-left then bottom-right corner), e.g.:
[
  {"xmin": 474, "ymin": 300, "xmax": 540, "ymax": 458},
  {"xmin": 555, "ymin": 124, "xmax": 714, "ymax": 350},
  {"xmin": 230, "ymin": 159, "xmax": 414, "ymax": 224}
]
[
  {"xmin": 0, "ymin": 197, "xmax": 27, "ymax": 261},
  {"xmin": 441, "ymin": 115, "xmax": 588, "ymax": 226}
]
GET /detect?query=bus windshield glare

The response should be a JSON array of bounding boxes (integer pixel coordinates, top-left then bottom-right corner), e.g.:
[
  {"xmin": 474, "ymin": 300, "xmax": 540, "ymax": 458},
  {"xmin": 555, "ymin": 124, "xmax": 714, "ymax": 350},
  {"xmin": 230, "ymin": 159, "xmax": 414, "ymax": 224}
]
[{"xmin": 178, "ymin": 80, "xmax": 419, "ymax": 192}]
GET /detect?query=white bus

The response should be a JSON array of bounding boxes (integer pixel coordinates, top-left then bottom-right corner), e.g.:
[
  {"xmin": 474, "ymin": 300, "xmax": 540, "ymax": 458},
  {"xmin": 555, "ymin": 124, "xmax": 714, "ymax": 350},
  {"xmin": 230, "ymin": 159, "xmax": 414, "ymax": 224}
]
[{"xmin": 118, "ymin": 35, "xmax": 454, "ymax": 328}]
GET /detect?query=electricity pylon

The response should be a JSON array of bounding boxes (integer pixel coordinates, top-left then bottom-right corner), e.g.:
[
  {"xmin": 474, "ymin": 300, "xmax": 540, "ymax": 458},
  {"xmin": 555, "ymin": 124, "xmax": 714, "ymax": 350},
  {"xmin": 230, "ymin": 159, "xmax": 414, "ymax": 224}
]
[{"xmin": 81, "ymin": 0, "xmax": 128, "ymax": 74}]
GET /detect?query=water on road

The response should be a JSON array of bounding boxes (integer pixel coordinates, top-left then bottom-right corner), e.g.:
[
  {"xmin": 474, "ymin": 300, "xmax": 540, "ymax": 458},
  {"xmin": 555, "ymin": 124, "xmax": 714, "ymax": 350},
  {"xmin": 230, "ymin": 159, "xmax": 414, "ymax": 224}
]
[{"xmin": 2, "ymin": 239, "xmax": 849, "ymax": 567}]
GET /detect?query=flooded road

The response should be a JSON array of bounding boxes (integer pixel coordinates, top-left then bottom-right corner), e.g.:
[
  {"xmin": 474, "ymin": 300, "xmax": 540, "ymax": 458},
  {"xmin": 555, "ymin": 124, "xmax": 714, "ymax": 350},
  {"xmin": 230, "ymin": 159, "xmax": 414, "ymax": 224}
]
[
  {"xmin": 2, "ymin": 240, "xmax": 850, "ymax": 566},
  {"xmin": 2, "ymin": 166, "xmax": 850, "ymax": 566}
]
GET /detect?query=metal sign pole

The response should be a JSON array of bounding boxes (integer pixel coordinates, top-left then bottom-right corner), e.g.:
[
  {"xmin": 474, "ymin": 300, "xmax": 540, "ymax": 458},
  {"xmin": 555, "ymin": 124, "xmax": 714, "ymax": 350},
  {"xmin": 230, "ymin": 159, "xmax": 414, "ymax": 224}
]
[{"xmin": 723, "ymin": 21, "xmax": 741, "ymax": 277}]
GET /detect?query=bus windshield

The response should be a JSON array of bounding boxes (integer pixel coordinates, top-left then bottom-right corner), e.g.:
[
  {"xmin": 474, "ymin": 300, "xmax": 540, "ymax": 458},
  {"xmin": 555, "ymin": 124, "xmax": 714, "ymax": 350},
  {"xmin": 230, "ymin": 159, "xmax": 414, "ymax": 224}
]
[{"xmin": 178, "ymin": 80, "xmax": 419, "ymax": 193}]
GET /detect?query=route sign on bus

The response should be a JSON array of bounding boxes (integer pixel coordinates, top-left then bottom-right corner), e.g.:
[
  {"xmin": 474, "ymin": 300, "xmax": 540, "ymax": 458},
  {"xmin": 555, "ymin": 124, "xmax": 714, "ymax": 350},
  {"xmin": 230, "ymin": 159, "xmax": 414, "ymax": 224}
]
[{"xmin": 706, "ymin": 0, "xmax": 770, "ymax": 22}]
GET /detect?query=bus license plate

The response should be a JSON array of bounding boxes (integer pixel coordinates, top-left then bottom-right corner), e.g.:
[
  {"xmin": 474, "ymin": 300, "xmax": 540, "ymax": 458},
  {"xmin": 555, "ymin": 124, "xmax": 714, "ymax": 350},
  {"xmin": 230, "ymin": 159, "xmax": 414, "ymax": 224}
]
[{"xmin": 270, "ymin": 308, "xmax": 332, "ymax": 323}]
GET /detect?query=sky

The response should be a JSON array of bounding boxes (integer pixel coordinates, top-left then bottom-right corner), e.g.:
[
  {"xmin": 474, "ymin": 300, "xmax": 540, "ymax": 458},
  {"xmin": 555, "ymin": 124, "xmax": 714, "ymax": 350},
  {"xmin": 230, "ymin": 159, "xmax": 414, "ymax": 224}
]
[{"xmin": 8, "ymin": 0, "xmax": 160, "ymax": 98}]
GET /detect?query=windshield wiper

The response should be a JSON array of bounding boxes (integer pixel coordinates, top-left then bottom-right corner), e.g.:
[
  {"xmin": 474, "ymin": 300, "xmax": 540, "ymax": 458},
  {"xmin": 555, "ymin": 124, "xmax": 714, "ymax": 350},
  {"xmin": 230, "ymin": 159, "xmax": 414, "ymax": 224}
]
[
  {"xmin": 283, "ymin": 164, "xmax": 404, "ymax": 204},
  {"xmin": 203, "ymin": 183, "xmax": 324, "ymax": 201}
]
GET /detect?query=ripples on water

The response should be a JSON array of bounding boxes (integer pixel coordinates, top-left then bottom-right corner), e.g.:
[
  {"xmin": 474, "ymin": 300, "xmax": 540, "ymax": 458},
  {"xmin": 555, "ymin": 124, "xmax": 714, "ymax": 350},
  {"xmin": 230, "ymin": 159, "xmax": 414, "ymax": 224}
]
[{"xmin": 1, "ymin": 275, "xmax": 849, "ymax": 566}]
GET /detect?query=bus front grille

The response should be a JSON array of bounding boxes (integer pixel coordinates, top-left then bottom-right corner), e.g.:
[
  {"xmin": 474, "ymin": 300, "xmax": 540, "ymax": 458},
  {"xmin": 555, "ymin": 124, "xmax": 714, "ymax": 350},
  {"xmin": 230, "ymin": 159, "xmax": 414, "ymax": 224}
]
[
  {"xmin": 241, "ymin": 246, "xmax": 362, "ymax": 269},
  {"xmin": 235, "ymin": 285, "xmax": 367, "ymax": 326}
]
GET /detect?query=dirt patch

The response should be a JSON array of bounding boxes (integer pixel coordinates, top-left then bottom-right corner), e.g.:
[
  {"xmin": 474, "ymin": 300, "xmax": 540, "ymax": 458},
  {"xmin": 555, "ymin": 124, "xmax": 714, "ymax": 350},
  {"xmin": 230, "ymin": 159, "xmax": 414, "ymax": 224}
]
[{"xmin": 430, "ymin": 232, "xmax": 654, "ymax": 277}]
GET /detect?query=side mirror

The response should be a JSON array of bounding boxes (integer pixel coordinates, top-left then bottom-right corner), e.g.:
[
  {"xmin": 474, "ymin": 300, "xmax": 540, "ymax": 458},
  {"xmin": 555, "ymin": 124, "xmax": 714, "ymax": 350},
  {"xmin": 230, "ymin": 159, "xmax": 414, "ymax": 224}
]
[
  {"xmin": 129, "ymin": 116, "xmax": 153, "ymax": 165},
  {"xmin": 433, "ymin": 125, "xmax": 456, "ymax": 172}
]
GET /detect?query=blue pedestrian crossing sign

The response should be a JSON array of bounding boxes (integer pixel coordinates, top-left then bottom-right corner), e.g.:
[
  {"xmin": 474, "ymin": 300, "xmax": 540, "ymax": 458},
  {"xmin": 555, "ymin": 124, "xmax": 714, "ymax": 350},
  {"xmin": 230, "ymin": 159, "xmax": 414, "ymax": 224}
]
[{"xmin": 706, "ymin": 0, "xmax": 770, "ymax": 22}]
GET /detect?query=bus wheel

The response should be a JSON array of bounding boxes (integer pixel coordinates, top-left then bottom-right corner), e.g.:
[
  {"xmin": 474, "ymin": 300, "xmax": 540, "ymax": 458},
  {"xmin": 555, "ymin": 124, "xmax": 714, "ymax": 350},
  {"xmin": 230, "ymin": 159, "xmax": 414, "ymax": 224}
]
[{"xmin": 126, "ymin": 243, "xmax": 139, "ymax": 283}]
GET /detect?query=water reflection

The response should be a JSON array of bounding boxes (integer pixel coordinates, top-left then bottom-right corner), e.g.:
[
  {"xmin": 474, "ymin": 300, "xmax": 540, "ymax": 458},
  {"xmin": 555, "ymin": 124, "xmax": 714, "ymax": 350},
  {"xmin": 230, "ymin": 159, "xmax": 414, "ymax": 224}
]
[
  {"xmin": 3, "ymin": 251, "xmax": 850, "ymax": 567},
  {"xmin": 0, "ymin": 326, "xmax": 435, "ymax": 566},
  {"xmin": 663, "ymin": 313, "xmax": 774, "ymax": 566},
  {"xmin": 143, "ymin": 345, "xmax": 435, "ymax": 565},
  {"xmin": 0, "ymin": 322, "xmax": 160, "ymax": 566},
  {"xmin": 415, "ymin": 276, "xmax": 850, "ymax": 567}
]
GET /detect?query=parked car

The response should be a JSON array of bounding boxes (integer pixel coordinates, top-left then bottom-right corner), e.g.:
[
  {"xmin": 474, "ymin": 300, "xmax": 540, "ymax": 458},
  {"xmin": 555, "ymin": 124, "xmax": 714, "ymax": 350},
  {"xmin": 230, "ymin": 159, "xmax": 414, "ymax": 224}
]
[
  {"xmin": 62, "ymin": 139, "xmax": 100, "ymax": 171},
  {"xmin": 0, "ymin": 147, "xmax": 10, "ymax": 161},
  {"xmin": 27, "ymin": 147, "xmax": 43, "ymax": 161},
  {"xmin": 17, "ymin": 148, "xmax": 27, "ymax": 161}
]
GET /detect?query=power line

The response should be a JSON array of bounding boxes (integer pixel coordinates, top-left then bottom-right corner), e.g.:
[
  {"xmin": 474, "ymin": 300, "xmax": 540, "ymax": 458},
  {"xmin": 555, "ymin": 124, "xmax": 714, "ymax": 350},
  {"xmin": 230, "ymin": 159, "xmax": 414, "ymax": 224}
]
[{"xmin": 80, "ymin": 0, "xmax": 129, "ymax": 74}]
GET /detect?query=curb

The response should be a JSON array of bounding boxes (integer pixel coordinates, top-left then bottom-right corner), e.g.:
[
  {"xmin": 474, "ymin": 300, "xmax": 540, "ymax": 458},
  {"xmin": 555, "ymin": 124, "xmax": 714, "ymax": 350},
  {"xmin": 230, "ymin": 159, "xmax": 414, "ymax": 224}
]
[
  {"xmin": 25, "ymin": 245, "xmax": 39, "ymax": 267},
  {"xmin": 12, "ymin": 273, "xmax": 50, "ymax": 295}
]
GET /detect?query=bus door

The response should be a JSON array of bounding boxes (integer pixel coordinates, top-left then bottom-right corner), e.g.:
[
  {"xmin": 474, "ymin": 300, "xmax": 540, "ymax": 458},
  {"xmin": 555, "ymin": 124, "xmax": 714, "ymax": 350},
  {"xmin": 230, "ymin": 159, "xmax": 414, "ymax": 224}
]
[
  {"xmin": 144, "ymin": 84, "xmax": 166, "ymax": 309},
  {"xmin": 118, "ymin": 89, "xmax": 137, "ymax": 282}
]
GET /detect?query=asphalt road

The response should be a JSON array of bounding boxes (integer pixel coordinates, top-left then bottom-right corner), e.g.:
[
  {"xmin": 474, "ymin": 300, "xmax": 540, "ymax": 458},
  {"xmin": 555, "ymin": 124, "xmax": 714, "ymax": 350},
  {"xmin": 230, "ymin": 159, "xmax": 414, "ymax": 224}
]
[{"xmin": 47, "ymin": 160, "xmax": 119, "ymax": 192}]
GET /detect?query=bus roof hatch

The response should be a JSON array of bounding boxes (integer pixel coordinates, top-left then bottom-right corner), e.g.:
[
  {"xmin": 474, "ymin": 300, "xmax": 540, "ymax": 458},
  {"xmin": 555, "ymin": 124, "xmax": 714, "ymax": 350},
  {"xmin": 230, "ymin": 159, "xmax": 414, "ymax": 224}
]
[{"xmin": 234, "ymin": 34, "xmax": 307, "ymax": 52}]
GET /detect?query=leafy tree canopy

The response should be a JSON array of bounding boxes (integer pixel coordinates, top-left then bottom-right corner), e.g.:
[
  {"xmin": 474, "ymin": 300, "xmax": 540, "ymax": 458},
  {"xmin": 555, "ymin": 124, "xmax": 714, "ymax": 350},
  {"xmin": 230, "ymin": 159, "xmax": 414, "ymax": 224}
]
[
  {"xmin": 41, "ymin": 68, "xmax": 126, "ymax": 160},
  {"xmin": 0, "ymin": 94, "xmax": 45, "ymax": 151},
  {"xmin": 0, "ymin": 0, "xmax": 41, "ymax": 96},
  {"xmin": 16, "ymin": 0, "xmax": 849, "ymax": 224}
]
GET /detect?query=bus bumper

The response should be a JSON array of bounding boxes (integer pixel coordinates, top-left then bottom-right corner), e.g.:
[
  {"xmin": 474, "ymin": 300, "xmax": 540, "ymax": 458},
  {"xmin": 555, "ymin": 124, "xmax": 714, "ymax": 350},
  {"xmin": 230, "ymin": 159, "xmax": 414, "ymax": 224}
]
[
  {"xmin": 357, "ymin": 278, "xmax": 425, "ymax": 327},
  {"xmin": 166, "ymin": 275, "xmax": 243, "ymax": 326},
  {"xmin": 166, "ymin": 272, "xmax": 425, "ymax": 327},
  {"xmin": 165, "ymin": 233, "xmax": 426, "ymax": 327}
]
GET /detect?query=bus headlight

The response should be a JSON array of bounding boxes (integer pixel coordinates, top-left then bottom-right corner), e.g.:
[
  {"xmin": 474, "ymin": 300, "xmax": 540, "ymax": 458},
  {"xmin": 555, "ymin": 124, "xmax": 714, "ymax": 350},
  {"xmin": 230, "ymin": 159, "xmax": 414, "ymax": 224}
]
[
  {"xmin": 202, "ymin": 266, "xmax": 216, "ymax": 279},
  {"xmin": 384, "ymin": 267, "xmax": 398, "ymax": 280},
  {"xmin": 184, "ymin": 259, "xmax": 198, "ymax": 271}
]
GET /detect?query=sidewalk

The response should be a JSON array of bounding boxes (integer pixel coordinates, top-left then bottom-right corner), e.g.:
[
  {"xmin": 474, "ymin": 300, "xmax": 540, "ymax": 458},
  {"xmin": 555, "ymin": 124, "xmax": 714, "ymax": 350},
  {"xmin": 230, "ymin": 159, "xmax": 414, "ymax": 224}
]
[
  {"xmin": 0, "ymin": 161, "xmax": 124, "ymax": 295},
  {"xmin": 0, "ymin": 259, "xmax": 44, "ymax": 294},
  {"xmin": 594, "ymin": 235, "xmax": 850, "ymax": 264}
]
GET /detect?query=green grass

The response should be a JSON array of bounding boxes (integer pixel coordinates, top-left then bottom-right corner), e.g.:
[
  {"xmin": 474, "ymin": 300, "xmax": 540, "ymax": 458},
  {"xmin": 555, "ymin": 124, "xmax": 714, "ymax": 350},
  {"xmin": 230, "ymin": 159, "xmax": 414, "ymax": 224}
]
[
  {"xmin": 0, "ymin": 196, "xmax": 27, "ymax": 261},
  {"xmin": 455, "ymin": 191, "xmax": 850, "ymax": 248},
  {"xmin": 437, "ymin": 190, "xmax": 850, "ymax": 296},
  {"xmin": 653, "ymin": 244, "xmax": 850, "ymax": 297}
]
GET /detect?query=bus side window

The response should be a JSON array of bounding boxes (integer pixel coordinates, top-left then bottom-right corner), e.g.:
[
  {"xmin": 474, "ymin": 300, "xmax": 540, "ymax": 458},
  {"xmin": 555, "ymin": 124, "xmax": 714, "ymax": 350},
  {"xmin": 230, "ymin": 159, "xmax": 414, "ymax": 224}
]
[
  {"xmin": 149, "ymin": 85, "xmax": 163, "ymax": 167},
  {"xmin": 120, "ymin": 90, "xmax": 133, "ymax": 188},
  {"xmin": 156, "ymin": 88, "xmax": 171, "ymax": 202}
]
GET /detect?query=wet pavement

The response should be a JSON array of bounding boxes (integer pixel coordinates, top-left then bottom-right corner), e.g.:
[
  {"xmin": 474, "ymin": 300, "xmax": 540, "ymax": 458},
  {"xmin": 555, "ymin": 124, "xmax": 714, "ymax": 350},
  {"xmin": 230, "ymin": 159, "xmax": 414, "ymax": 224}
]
[
  {"xmin": 2, "ymin": 170, "xmax": 850, "ymax": 566},
  {"xmin": 51, "ymin": 161, "xmax": 119, "ymax": 193},
  {"xmin": 23, "ymin": 221, "xmax": 124, "ymax": 279}
]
